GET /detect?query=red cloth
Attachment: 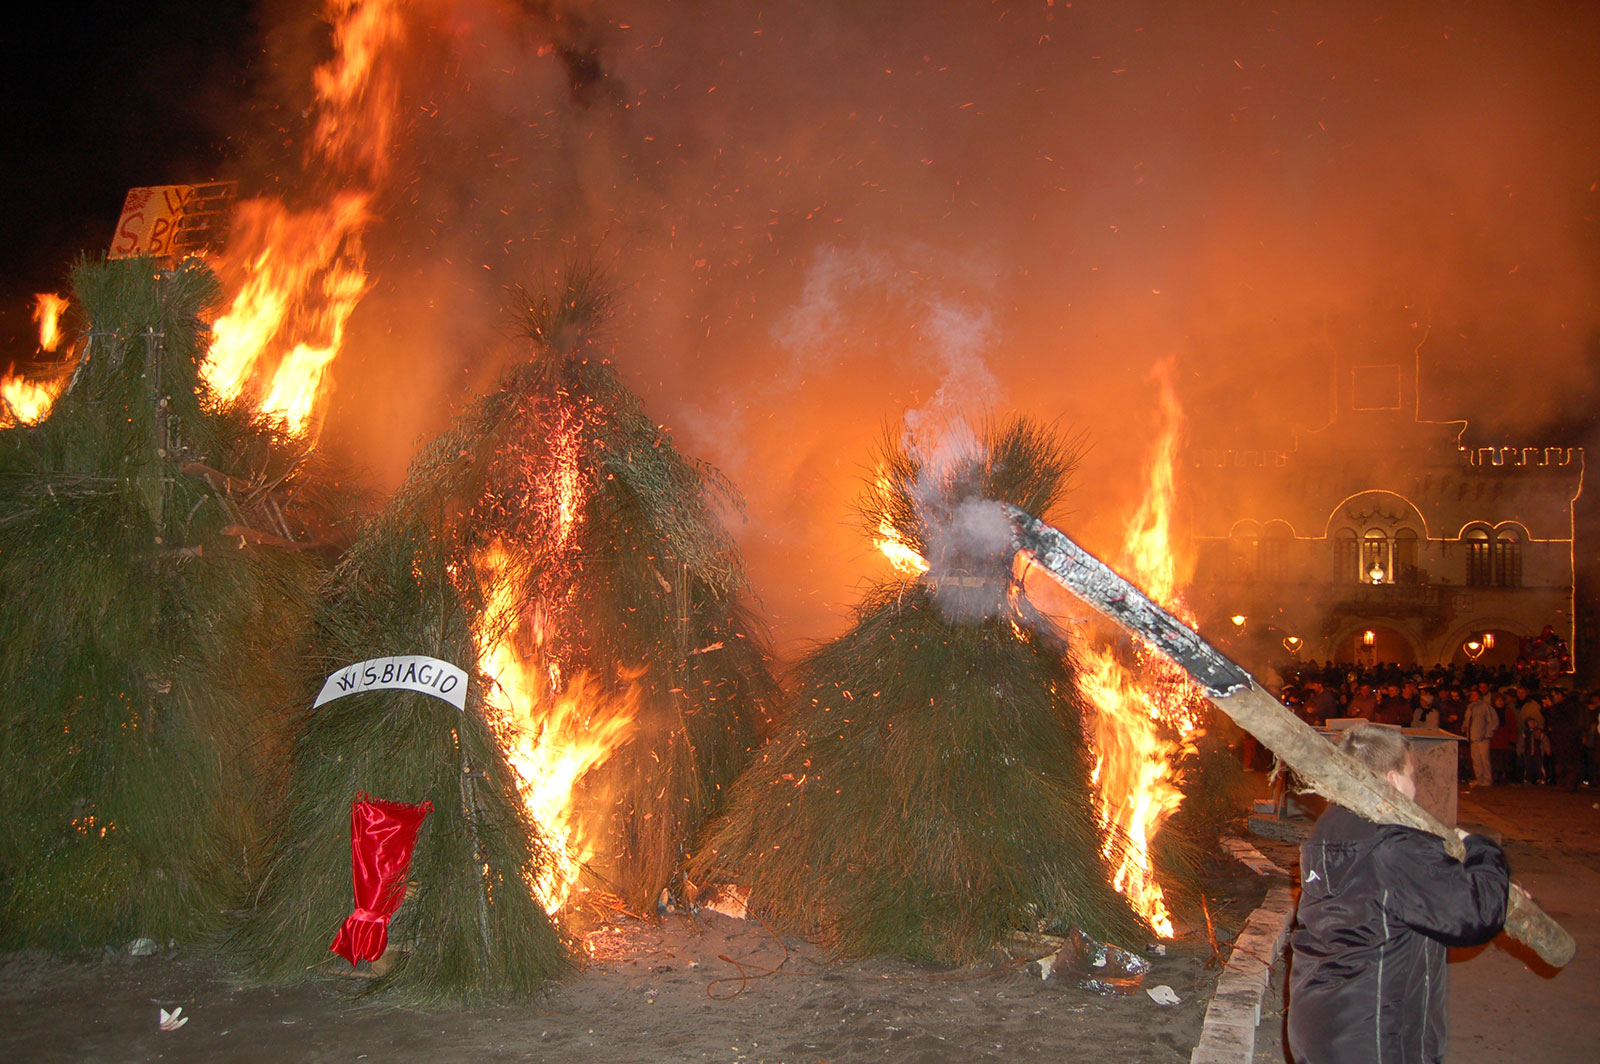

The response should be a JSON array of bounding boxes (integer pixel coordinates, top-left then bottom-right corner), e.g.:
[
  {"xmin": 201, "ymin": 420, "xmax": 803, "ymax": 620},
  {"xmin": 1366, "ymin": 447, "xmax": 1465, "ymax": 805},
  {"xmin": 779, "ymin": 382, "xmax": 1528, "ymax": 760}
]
[{"xmin": 329, "ymin": 795, "xmax": 433, "ymax": 966}]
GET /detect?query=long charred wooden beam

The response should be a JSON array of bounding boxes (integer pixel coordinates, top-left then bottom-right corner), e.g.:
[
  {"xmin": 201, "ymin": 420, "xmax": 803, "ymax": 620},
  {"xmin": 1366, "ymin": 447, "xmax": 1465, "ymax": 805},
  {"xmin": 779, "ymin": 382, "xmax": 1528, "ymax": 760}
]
[{"xmin": 1005, "ymin": 504, "xmax": 1576, "ymax": 969}]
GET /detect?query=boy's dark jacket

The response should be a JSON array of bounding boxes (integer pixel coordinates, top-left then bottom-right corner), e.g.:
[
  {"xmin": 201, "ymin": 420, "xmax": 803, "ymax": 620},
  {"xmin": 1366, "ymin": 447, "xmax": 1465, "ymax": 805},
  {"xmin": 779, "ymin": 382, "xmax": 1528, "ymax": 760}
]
[{"xmin": 1288, "ymin": 805, "xmax": 1509, "ymax": 1064}]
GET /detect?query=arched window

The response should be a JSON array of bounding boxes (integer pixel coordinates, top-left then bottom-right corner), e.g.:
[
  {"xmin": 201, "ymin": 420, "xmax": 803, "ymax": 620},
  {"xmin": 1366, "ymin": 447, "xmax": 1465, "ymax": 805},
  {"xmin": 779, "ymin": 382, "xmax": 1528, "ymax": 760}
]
[
  {"xmin": 1493, "ymin": 528, "xmax": 1522, "ymax": 588},
  {"xmin": 1258, "ymin": 523, "xmax": 1291, "ymax": 581},
  {"xmin": 1393, "ymin": 528, "xmax": 1419, "ymax": 583},
  {"xmin": 1362, "ymin": 529, "xmax": 1389, "ymax": 583},
  {"xmin": 1333, "ymin": 529, "xmax": 1359, "ymax": 583},
  {"xmin": 1464, "ymin": 528, "xmax": 1492, "ymax": 586}
]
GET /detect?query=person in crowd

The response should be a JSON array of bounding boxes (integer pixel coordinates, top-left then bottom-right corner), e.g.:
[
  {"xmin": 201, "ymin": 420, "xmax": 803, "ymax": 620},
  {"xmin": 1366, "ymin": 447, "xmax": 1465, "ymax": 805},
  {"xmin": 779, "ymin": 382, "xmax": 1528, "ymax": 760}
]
[
  {"xmin": 1437, "ymin": 687, "xmax": 1466, "ymax": 734},
  {"xmin": 1346, "ymin": 683, "xmax": 1378, "ymax": 722},
  {"xmin": 1463, "ymin": 687, "xmax": 1498, "ymax": 787},
  {"xmin": 1288, "ymin": 725, "xmax": 1509, "ymax": 1064},
  {"xmin": 1409, "ymin": 687, "xmax": 1441, "ymax": 729},
  {"xmin": 1547, "ymin": 690, "xmax": 1585, "ymax": 790},
  {"xmin": 1306, "ymin": 679, "xmax": 1340, "ymax": 728},
  {"xmin": 1523, "ymin": 694, "xmax": 1550, "ymax": 785},
  {"xmin": 1489, "ymin": 696, "xmax": 1519, "ymax": 783},
  {"xmin": 1516, "ymin": 687, "xmax": 1541, "ymax": 777},
  {"xmin": 1376, "ymin": 683, "xmax": 1412, "ymax": 727},
  {"xmin": 1585, "ymin": 692, "xmax": 1600, "ymax": 786}
]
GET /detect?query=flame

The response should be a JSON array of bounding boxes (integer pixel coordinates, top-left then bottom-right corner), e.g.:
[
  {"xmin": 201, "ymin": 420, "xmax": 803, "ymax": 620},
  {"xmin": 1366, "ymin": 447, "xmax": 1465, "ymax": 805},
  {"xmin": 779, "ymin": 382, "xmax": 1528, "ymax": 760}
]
[
  {"xmin": 875, "ymin": 518, "xmax": 930, "ymax": 575},
  {"xmin": 482, "ymin": 635, "xmax": 639, "ymax": 914},
  {"xmin": 33, "ymin": 293, "xmax": 68, "ymax": 352},
  {"xmin": 202, "ymin": 0, "xmax": 403, "ymax": 434},
  {"xmin": 1, "ymin": 294, "xmax": 71, "ymax": 426},
  {"xmin": 476, "ymin": 534, "xmax": 636, "ymax": 914},
  {"xmin": 1079, "ymin": 652, "xmax": 1185, "ymax": 938},
  {"xmin": 1123, "ymin": 376, "xmax": 1188, "ymax": 608},
  {"xmin": 1077, "ymin": 363, "xmax": 1199, "ymax": 936},
  {"xmin": 1, "ymin": 376, "xmax": 62, "ymax": 427}
]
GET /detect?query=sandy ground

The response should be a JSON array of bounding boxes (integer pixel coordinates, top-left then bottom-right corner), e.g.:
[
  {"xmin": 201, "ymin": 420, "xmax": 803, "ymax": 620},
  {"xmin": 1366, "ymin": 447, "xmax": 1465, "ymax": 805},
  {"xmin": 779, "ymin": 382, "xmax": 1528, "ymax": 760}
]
[
  {"xmin": 1251, "ymin": 782, "xmax": 1600, "ymax": 1064},
  {"xmin": 0, "ymin": 863, "xmax": 1272, "ymax": 1064}
]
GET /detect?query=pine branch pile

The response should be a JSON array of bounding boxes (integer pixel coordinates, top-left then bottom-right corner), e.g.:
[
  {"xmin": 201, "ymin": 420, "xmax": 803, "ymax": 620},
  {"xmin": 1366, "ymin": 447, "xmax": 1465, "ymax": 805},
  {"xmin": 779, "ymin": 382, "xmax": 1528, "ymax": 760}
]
[
  {"xmin": 236, "ymin": 520, "xmax": 572, "ymax": 1004},
  {"xmin": 237, "ymin": 268, "xmax": 773, "ymax": 1001},
  {"xmin": 692, "ymin": 419, "xmax": 1144, "ymax": 965},
  {"xmin": 0, "ymin": 256, "xmax": 318, "ymax": 951},
  {"xmin": 464, "ymin": 270, "xmax": 776, "ymax": 914}
]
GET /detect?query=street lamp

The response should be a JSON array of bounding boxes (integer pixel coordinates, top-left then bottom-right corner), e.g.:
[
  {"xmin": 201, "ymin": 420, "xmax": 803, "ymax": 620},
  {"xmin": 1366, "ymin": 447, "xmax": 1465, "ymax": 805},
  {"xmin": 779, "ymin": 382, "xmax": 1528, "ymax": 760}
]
[
  {"xmin": 1282, "ymin": 635, "xmax": 1303, "ymax": 655},
  {"xmin": 1464, "ymin": 639, "xmax": 1484, "ymax": 661},
  {"xmin": 1368, "ymin": 561, "xmax": 1385, "ymax": 584}
]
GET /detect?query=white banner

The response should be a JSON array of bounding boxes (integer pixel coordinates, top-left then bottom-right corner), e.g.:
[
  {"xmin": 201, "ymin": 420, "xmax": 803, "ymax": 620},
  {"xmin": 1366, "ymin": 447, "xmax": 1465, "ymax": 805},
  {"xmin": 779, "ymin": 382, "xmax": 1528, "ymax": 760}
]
[{"xmin": 314, "ymin": 655, "xmax": 469, "ymax": 711}]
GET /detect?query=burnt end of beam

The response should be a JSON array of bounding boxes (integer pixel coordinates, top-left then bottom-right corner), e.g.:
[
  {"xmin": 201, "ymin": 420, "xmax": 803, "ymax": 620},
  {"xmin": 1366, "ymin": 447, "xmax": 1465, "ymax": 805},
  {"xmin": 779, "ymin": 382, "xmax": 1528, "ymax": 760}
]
[{"xmin": 1002, "ymin": 503, "xmax": 1251, "ymax": 698}]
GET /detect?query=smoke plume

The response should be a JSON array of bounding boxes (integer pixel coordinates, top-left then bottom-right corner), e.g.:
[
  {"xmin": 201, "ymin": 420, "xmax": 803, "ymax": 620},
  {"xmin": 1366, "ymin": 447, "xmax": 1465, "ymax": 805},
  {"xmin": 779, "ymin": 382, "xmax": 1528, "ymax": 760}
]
[{"xmin": 182, "ymin": 1, "xmax": 1600, "ymax": 649}]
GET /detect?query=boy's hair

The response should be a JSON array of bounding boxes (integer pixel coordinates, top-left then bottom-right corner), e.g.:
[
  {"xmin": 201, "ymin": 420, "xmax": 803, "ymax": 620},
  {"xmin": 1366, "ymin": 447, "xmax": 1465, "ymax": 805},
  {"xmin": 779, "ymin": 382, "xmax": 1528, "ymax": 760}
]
[{"xmin": 1338, "ymin": 723, "xmax": 1412, "ymax": 776}]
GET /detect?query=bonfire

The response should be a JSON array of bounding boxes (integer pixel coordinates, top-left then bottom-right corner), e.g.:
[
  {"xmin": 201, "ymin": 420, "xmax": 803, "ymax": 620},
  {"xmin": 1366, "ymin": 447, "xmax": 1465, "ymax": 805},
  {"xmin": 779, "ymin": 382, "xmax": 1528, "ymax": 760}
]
[
  {"xmin": 692, "ymin": 418, "xmax": 1146, "ymax": 964},
  {"xmin": 0, "ymin": 256, "xmax": 320, "ymax": 950},
  {"xmin": 240, "ymin": 269, "xmax": 774, "ymax": 1003}
]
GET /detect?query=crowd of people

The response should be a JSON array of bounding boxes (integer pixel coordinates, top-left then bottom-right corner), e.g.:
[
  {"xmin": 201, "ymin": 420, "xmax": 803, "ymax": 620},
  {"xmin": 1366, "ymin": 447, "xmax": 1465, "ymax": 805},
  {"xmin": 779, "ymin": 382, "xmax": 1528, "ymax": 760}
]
[{"xmin": 1267, "ymin": 659, "xmax": 1600, "ymax": 789}]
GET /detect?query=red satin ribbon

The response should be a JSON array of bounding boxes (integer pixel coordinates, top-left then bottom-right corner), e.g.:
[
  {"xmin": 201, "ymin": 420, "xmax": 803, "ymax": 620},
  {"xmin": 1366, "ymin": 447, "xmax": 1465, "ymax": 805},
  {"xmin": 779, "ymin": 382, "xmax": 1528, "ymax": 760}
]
[{"xmin": 329, "ymin": 795, "xmax": 433, "ymax": 966}]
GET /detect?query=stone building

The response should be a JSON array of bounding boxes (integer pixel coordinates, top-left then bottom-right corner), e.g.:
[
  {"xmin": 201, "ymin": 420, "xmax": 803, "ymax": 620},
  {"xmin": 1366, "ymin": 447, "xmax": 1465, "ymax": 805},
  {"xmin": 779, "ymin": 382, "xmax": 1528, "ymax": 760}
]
[{"xmin": 1185, "ymin": 353, "xmax": 1583, "ymax": 674}]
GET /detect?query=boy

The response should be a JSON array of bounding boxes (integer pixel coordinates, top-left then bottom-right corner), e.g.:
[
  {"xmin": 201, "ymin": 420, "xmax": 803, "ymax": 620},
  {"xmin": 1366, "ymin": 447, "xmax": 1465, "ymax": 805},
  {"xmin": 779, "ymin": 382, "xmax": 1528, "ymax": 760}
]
[{"xmin": 1288, "ymin": 725, "xmax": 1509, "ymax": 1064}]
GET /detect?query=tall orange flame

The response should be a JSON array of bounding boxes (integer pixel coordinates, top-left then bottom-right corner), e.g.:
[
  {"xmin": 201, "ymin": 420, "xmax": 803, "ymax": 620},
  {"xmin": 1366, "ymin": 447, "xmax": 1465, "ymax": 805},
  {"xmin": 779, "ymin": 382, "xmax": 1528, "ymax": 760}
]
[
  {"xmin": 476, "ymin": 542, "xmax": 637, "ymax": 914},
  {"xmin": 204, "ymin": 0, "xmax": 401, "ymax": 434},
  {"xmin": 1079, "ymin": 363, "xmax": 1199, "ymax": 937},
  {"xmin": 33, "ymin": 293, "xmax": 68, "ymax": 353}
]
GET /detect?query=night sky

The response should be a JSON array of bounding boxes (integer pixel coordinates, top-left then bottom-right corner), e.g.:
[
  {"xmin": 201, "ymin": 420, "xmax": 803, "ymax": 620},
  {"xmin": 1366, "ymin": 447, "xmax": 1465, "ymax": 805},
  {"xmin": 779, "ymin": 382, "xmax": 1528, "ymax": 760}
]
[{"xmin": 1, "ymin": 2, "xmax": 260, "ymax": 348}]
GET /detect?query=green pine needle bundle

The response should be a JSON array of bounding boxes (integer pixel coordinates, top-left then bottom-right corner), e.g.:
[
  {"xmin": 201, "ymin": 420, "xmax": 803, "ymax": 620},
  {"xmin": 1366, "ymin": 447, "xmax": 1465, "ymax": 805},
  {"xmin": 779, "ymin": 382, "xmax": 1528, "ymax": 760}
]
[
  {"xmin": 236, "ymin": 523, "xmax": 571, "ymax": 1004},
  {"xmin": 0, "ymin": 256, "xmax": 318, "ymax": 951},
  {"xmin": 237, "ymin": 266, "xmax": 773, "ymax": 1000},
  {"xmin": 384, "ymin": 267, "xmax": 775, "ymax": 914},
  {"xmin": 692, "ymin": 419, "xmax": 1144, "ymax": 965}
]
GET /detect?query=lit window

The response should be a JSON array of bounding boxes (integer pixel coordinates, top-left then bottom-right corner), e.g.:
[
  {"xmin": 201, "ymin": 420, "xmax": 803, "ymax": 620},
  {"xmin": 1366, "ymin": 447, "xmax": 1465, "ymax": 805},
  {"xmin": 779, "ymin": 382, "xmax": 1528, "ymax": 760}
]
[
  {"xmin": 1465, "ymin": 528, "xmax": 1492, "ymax": 587},
  {"xmin": 1362, "ymin": 529, "xmax": 1389, "ymax": 584},
  {"xmin": 1493, "ymin": 529, "xmax": 1522, "ymax": 588}
]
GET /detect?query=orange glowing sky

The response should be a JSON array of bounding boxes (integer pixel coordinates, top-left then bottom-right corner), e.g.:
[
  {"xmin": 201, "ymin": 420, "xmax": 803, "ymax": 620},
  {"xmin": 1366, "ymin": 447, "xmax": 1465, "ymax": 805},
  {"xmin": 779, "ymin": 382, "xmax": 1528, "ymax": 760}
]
[{"xmin": 8, "ymin": 1, "xmax": 1600, "ymax": 652}]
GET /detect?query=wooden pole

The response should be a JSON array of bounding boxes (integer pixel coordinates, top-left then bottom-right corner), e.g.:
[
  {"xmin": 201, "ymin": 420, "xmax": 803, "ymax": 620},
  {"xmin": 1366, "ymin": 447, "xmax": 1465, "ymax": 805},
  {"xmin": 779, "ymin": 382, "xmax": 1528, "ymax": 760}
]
[{"xmin": 1008, "ymin": 506, "xmax": 1576, "ymax": 969}]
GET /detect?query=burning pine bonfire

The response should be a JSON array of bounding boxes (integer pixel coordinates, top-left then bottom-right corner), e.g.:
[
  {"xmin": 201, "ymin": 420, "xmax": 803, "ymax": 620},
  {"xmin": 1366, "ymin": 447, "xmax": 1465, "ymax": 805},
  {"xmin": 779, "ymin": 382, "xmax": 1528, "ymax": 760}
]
[
  {"xmin": 242, "ymin": 270, "xmax": 775, "ymax": 1002},
  {"xmin": 0, "ymin": 257, "xmax": 321, "ymax": 949},
  {"xmin": 691, "ymin": 418, "xmax": 1148, "ymax": 965}
]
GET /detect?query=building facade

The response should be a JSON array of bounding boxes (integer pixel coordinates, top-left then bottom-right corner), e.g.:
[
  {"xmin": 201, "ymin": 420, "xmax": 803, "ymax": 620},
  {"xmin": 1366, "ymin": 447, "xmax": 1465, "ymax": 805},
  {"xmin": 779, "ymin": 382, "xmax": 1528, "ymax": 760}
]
[{"xmin": 1185, "ymin": 355, "xmax": 1583, "ymax": 675}]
